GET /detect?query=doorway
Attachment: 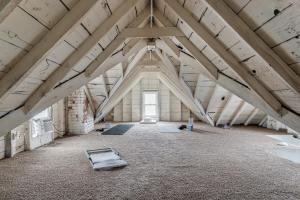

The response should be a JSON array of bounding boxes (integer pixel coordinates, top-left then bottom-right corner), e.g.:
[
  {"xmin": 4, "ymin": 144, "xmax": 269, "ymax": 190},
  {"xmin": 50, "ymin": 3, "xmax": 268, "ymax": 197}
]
[{"xmin": 143, "ymin": 91, "xmax": 158, "ymax": 120}]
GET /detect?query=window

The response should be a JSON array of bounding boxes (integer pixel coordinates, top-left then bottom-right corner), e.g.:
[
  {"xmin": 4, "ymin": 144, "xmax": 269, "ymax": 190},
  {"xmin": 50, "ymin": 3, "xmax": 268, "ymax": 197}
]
[
  {"xmin": 32, "ymin": 108, "xmax": 51, "ymax": 120},
  {"xmin": 143, "ymin": 91, "xmax": 158, "ymax": 119},
  {"xmin": 31, "ymin": 107, "xmax": 52, "ymax": 138}
]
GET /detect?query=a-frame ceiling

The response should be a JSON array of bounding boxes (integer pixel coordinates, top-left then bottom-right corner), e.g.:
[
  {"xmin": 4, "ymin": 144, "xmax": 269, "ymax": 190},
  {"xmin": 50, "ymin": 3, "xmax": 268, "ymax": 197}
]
[{"xmin": 0, "ymin": 0, "xmax": 300, "ymax": 136}]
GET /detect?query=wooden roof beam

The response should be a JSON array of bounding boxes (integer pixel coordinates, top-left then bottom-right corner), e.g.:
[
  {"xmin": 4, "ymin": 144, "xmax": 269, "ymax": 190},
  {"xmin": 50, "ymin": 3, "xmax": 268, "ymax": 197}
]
[
  {"xmin": 156, "ymin": 39, "xmax": 180, "ymax": 59},
  {"xmin": 206, "ymin": 84, "xmax": 219, "ymax": 114},
  {"xmin": 157, "ymin": 52, "xmax": 214, "ymax": 126},
  {"xmin": 164, "ymin": 0, "xmax": 281, "ymax": 113},
  {"xmin": 230, "ymin": 102, "xmax": 246, "ymax": 126},
  {"xmin": 259, "ymin": 115, "xmax": 268, "ymax": 127},
  {"xmin": 0, "ymin": 39, "xmax": 147, "ymax": 136},
  {"xmin": 95, "ymin": 47, "xmax": 147, "ymax": 118},
  {"xmin": 121, "ymin": 27, "xmax": 184, "ymax": 38},
  {"xmin": 0, "ymin": 0, "xmax": 98, "ymax": 102},
  {"xmin": 100, "ymin": 75, "xmax": 109, "ymax": 98},
  {"xmin": 95, "ymin": 65, "xmax": 146, "ymax": 123},
  {"xmin": 216, "ymin": 94, "xmax": 234, "ymax": 126},
  {"xmin": 24, "ymin": 3, "xmax": 149, "ymax": 114},
  {"xmin": 83, "ymin": 86, "xmax": 96, "ymax": 116},
  {"xmin": 244, "ymin": 108, "xmax": 259, "ymax": 126},
  {"xmin": 154, "ymin": 8, "xmax": 300, "ymax": 134},
  {"xmin": 0, "ymin": 0, "xmax": 22, "ymax": 23},
  {"xmin": 203, "ymin": 0, "xmax": 300, "ymax": 96}
]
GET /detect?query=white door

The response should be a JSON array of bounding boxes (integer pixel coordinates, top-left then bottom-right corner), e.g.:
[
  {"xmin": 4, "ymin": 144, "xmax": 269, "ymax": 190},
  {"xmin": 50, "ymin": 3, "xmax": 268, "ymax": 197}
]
[{"xmin": 143, "ymin": 91, "xmax": 158, "ymax": 119}]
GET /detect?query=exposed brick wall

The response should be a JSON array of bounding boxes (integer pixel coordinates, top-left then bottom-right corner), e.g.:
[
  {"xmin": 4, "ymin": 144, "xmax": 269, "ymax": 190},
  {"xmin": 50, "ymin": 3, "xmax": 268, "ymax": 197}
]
[{"xmin": 67, "ymin": 87, "xmax": 94, "ymax": 134}]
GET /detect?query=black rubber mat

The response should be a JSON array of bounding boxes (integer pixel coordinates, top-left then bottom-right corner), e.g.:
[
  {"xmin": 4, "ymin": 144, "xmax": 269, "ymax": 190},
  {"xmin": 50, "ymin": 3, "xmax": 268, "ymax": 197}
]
[{"xmin": 102, "ymin": 124, "xmax": 134, "ymax": 135}]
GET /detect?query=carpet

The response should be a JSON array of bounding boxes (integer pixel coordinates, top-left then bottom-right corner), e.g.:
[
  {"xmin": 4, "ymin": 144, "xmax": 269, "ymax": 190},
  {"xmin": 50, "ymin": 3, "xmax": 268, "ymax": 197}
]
[
  {"xmin": 102, "ymin": 124, "xmax": 134, "ymax": 135},
  {"xmin": 159, "ymin": 125, "xmax": 180, "ymax": 133},
  {"xmin": 268, "ymin": 134, "xmax": 300, "ymax": 164}
]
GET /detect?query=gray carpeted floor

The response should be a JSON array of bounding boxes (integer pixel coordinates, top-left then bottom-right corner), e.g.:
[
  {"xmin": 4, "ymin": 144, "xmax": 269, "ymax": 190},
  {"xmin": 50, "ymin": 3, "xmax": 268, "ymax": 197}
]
[
  {"xmin": 102, "ymin": 124, "xmax": 134, "ymax": 135},
  {"xmin": 0, "ymin": 123, "xmax": 299, "ymax": 200}
]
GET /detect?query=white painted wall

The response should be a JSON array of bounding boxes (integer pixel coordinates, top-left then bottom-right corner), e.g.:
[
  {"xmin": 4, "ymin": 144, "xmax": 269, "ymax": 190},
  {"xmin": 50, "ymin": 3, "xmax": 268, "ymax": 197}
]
[
  {"xmin": 105, "ymin": 77, "xmax": 197, "ymax": 122},
  {"xmin": 131, "ymin": 83, "xmax": 141, "ymax": 121},
  {"xmin": 160, "ymin": 84, "xmax": 170, "ymax": 121},
  {"xmin": 123, "ymin": 91, "xmax": 132, "ymax": 121},
  {"xmin": 0, "ymin": 136, "xmax": 5, "ymax": 159}
]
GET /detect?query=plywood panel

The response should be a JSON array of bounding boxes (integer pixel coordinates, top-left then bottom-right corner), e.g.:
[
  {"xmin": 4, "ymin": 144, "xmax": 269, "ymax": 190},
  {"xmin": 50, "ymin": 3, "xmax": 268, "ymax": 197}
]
[
  {"xmin": 218, "ymin": 95, "xmax": 243, "ymax": 125},
  {"xmin": 206, "ymin": 85, "xmax": 230, "ymax": 121},
  {"xmin": 201, "ymin": 8, "xmax": 225, "ymax": 36},
  {"xmin": 65, "ymin": 25, "xmax": 89, "ymax": 48},
  {"xmin": 223, "ymin": 0, "xmax": 250, "ymax": 13},
  {"xmin": 61, "ymin": 0, "xmax": 80, "ymax": 9},
  {"xmin": 0, "ymin": 7, "xmax": 48, "ymax": 50},
  {"xmin": 195, "ymin": 74, "xmax": 216, "ymax": 109},
  {"xmin": 184, "ymin": 0, "xmax": 207, "ymax": 21},
  {"xmin": 273, "ymin": 36, "xmax": 300, "ymax": 65},
  {"xmin": 256, "ymin": 4, "xmax": 300, "ymax": 47},
  {"xmin": 238, "ymin": 0, "xmax": 294, "ymax": 30},
  {"xmin": 81, "ymin": 1, "xmax": 110, "ymax": 33},
  {"xmin": 0, "ymin": 39, "xmax": 27, "ymax": 75},
  {"xmin": 19, "ymin": 0, "xmax": 68, "ymax": 29},
  {"xmin": 234, "ymin": 103, "xmax": 254, "ymax": 124}
]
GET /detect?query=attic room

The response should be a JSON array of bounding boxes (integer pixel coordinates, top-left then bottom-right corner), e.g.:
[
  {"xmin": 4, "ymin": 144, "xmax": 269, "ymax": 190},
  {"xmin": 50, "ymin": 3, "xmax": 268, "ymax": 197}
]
[{"xmin": 0, "ymin": 0, "xmax": 299, "ymax": 199}]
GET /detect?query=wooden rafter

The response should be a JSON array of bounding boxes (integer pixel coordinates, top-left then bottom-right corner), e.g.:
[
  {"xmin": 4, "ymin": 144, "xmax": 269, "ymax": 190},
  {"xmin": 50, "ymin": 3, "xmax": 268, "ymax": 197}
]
[
  {"xmin": 0, "ymin": 0, "xmax": 98, "ymax": 103},
  {"xmin": 259, "ymin": 115, "xmax": 268, "ymax": 127},
  {"xmin": 83, "ymin": 86, "xmax": 96, "ymax": 116},
  {"xmin": 164, "ymin": 0, "xmax": 281, "ymax": 113},
  {"xmin": 155, "ymin": 39, "xmax": 180, "ymax": 59},
  {"xmin": 157, "ymin": 51, "xmax": 214, "ymax": 126},
  {"xmin": 216, "ymin": 94, "xmax": 234, "ymax": 126},
  {"xmin": 203, "ymin": 0, "xmax": 300, "ymax": 96},
  {"xmin": 100, "ymin": 75, "xmax": 109, "ymax": 98},
  {"xmin": 0, "ymin": 0, "xmax": 22, "ymax": 23},
  {"xmin": 120, "ymin": 27, "xmax": 185, "ymax": 38},
  {"xmin": 154, "ymin": 8, "xmax": 300, "ymax": 133},
  {"xmin": 96, "ymin": 47, "xmax": 148, "ymax": 117},
  {"xmin": 24, "ymin": 4, "xmax": 150, "ymax": 114},
  {"xmin": 0, "ymin": 38, "xmax": 147, "ymax": 136},
  {"xmin": 206, "ymin": 84, "xmax": 219, "ymax": 115},
  {"xmin": 244, "ymin": 108, "xmax": 259, "ymax": 126},
  {"xmin": 193, "ymin": 74, "xmax": 201, "ymax": 98},
  {"xmin": 230, "ymin": 102, "xmax": 246, "ymax": 126},
  {"xmin": 95, "ymin": 64, "xmax": 147, "ymax": 123}
]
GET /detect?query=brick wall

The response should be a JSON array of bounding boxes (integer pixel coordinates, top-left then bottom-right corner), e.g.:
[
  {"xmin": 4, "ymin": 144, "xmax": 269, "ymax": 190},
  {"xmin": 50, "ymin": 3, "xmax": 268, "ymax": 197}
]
[{"xmin": 67, "ymin": 87, "xmax": 94, "ymax": 134}]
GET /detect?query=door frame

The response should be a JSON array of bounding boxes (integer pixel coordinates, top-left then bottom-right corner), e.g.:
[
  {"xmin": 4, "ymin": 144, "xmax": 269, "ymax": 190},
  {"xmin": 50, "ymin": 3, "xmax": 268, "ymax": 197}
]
[{"xmin": 142, "ymin": 91, "xmax": 159, "ymax": 120}]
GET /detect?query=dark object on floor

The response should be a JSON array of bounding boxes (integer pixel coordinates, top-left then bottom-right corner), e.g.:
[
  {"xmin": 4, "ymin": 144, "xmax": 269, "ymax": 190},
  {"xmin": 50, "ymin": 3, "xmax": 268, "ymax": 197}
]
[
  {"xmin": 178, "ymin": 125, "xmax": 187, "ymax": 130},
  {"xmin": 86, "ymin": 148, "xmax": 127, "ymax": 170},
  {"xmin": 102, "ymin": 124, "xmax": 134, "ymax": 135},
  {"xmin": 95, "ymin": 128, "xmax": 104, "ymax": 132}
]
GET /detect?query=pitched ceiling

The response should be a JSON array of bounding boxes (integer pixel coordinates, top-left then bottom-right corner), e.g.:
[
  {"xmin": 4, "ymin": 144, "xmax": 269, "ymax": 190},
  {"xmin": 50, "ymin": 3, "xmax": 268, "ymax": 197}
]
[{"xmin": 0, "ymin": 0, "xmax": 299, "ymax": 135}]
